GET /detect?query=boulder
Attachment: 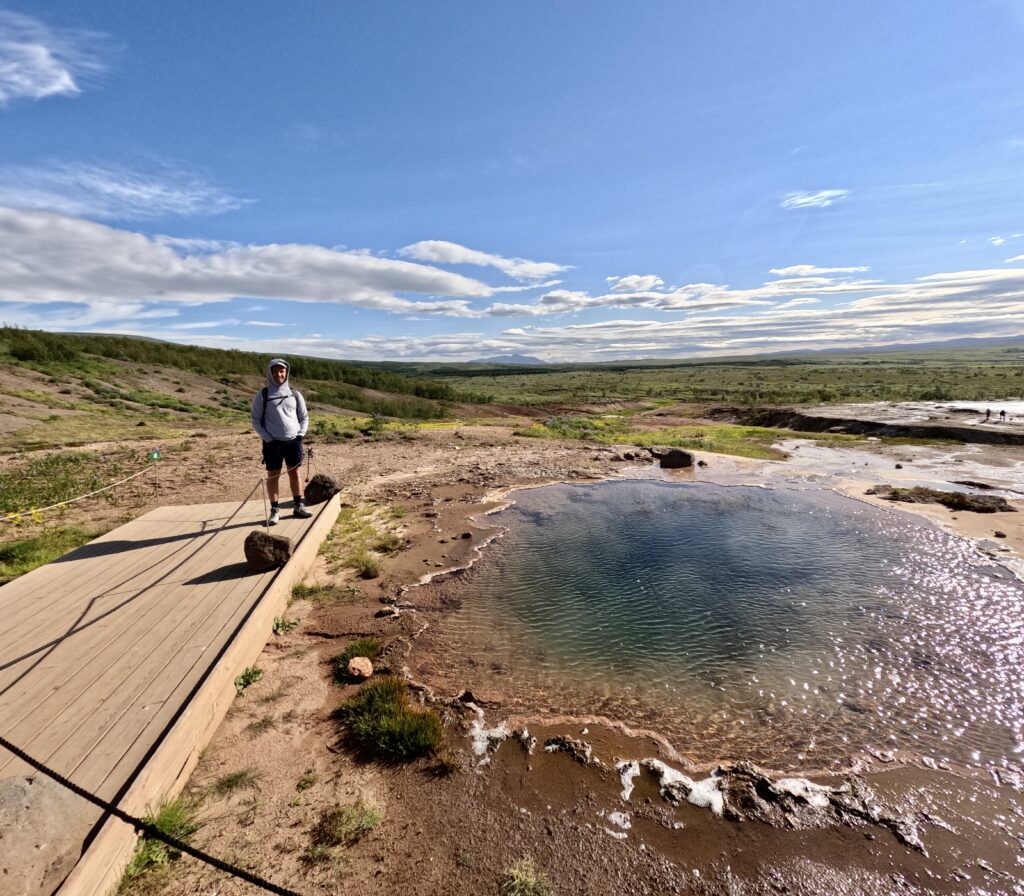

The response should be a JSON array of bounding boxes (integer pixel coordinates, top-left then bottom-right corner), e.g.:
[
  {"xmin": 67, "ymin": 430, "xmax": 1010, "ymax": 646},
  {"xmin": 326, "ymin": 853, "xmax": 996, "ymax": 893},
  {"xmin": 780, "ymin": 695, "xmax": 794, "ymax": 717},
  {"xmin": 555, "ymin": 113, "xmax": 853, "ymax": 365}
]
[
  {"xmin": 347, "ymin": 657, "xmax": 373, "ymax": 679},
  {"xmin": 244, "ymin": 530, "xmax": 293, "ymax": 571},
  {"xmin": 648, "ymin": 447, "xmax": 695, "ymax": 469},
  {"xmin": 304, "ymin": 473, "xmax": 341, "ymax": 505},
  {"xmin": 0, "ymin": 776, "xmax": 86, "ymax": 896}
]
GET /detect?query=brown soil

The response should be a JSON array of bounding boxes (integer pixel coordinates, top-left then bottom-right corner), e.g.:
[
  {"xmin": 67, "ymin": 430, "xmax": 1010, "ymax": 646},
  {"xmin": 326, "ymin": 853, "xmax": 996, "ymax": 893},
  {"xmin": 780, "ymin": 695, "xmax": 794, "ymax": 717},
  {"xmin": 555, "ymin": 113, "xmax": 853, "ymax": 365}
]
[{"xmin": 7, "ymin": 426, "xmax": 1024, "ymax": 896}]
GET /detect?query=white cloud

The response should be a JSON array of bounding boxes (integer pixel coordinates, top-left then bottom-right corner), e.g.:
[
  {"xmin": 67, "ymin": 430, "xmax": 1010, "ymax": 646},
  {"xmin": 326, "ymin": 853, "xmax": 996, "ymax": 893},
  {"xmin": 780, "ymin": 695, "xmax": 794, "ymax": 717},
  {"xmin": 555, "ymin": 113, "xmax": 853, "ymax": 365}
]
[
  {"xmin": 398, "ymin": 240, "xmax": 566, "ymax": 281},
  {"xmin": 990, "ymin": 236, "xmax": 1007, "ymax": 246},
  {"xmin": 1006, "ymin": 254, "xmax": 1024, "ymax": 263},
  {"xmin": 773, "ymin": 297, "xmax": 820, "ymax": 310},
  {"xmin": 0, "ymin": 162, "xmax": 248, "ymax": 220},
  {"xmin": 246, "ymin": 320, "xmax": 291, "ymax": 327},
  {"xmin": 780, "ymin": 189, "xmax": 851, "ymax": 209},
  {"xmin": 0, "ymin": 11, "xmax": 106, "ymax": 105},
  {"xmin": 770, "ymin": 264, "xmax": 869, "ymax": 277},
  {"xmin": 0, "ymin": 206, "xmax": 493, "ymax": 317},
  {"xmin": 608, "ymin": 274, "xmax": 665, "ymax": 292}
]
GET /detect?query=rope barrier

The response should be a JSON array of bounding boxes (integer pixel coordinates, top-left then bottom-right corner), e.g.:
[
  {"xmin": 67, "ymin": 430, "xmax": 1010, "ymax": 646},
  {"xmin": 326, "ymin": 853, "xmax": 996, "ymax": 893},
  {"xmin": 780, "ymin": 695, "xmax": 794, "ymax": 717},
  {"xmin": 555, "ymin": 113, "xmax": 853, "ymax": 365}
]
[
  {"xmin": 0, "ymin": 464, "xmax": 157, "ymax": 525},
  {"xmin": 0, "ymin": 732, "xmax": 304, "ymax": 896}
]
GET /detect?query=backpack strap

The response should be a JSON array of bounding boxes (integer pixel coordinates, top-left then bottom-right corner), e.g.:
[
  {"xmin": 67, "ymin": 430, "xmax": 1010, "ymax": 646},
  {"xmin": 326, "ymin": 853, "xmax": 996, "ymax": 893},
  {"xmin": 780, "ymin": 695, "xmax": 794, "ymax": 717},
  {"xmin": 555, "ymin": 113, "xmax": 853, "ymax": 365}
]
[{"xmin": 260, "ymin": 386, "xmax": 269, "ymax": 429}]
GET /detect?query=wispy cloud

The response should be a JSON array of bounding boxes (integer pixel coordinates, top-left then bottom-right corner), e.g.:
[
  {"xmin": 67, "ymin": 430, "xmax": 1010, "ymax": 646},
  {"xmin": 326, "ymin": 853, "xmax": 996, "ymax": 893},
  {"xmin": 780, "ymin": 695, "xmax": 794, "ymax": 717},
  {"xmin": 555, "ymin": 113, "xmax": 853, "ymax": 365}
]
[
  {"xmin": 398, "ymin": 240, "xmax": 567, "ymax": 281},
  {"xmin": 990, "ymin": 236, "xmax": 1007, "ymax": 246},
  {"xmin": 770, "ymin": 264, "xmax": 869, "ymax": 277},
  {"xmin": 607, "ymin": 274, "xmax": 665, "ymax": 292},
  {"xmin": 1006, "ymin": 254, "xmax": 1024, "ymax": 263},
  {"xmin": 0, "ymin": 162, "xmax": 249, "ymax": 220},
  {"xmin": 780, "ymin": 189, "xmax": 851, "ymax": 209},
  {"xmin": 0, "ymin": 11, "xmax": 106, "ymax": 106}
]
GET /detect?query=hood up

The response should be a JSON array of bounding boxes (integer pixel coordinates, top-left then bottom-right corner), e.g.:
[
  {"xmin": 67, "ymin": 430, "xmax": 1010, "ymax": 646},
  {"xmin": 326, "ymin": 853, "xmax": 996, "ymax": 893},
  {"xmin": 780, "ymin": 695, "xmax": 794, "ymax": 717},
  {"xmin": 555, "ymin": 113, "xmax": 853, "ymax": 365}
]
[{"xmin": 266, "ymin": 358, "xmax": 292, "ymax": 396}]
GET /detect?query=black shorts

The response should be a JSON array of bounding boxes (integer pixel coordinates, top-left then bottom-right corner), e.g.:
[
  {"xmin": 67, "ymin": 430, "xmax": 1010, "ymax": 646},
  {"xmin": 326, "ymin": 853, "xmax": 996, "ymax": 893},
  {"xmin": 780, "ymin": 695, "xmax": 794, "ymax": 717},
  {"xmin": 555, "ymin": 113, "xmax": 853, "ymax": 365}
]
[{"xmin": 262, "ymin": 437, "xmax": 303, "ymax": 471}]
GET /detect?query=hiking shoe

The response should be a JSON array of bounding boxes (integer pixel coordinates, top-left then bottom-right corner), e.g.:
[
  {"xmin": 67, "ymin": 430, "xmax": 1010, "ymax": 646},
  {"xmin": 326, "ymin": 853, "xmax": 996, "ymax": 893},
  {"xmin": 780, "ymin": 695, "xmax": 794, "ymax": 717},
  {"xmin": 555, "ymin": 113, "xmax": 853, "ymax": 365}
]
[
  {"xmin": 292, "ymin": 502, "xmax": 313, "ymax": 519},
  {"xmin": 267, "ymin": 507, "xmax": 280, "ymax": 526}
]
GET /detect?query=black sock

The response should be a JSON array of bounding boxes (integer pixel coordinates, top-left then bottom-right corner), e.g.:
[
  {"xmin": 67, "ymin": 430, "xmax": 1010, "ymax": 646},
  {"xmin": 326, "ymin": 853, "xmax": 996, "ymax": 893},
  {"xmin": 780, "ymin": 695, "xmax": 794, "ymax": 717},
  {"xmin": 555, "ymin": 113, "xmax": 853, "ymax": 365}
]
[
  {"xmin": 271, "ymin": 501, "xmax": 280, "ymax": 509},
  {"xmin": 293, "ymin": 495, "xmax": 303, "ymax": 504}
]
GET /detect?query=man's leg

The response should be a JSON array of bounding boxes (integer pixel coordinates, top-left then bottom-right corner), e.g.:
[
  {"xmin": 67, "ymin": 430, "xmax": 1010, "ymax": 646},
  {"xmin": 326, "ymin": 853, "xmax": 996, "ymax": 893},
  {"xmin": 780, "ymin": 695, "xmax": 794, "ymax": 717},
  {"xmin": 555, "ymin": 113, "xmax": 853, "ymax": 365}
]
[
  {"xmin": 287, "ymin": 465, "xmax": 302, "ymax": 501},
  {"xmin": 266, "ymin": 465, "xmax": 283, "ymax": 525}
]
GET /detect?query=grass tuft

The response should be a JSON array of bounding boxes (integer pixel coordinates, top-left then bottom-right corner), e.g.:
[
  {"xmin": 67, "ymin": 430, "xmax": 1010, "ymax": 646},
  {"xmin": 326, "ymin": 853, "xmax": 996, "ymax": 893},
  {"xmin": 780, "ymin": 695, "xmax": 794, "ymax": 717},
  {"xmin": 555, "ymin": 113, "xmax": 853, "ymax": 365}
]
[
  {"xmin": 501, "ymin": 858, "xmax": 554, "ymax": 896},
  {"xmin": 334, "ymin": 677, "xmax": 442, "ymax": 762},
  {"xmin": 117, "ymin": 799, "xmax": 200, "ymax": 893},
  {"xmin": 234, "ymin": 666, "xmax": 262, "ymax": 694},
  {"xmin": 332, "ymin": 637, "xmax": 384, "ymax": 683},
  {"xmin": 211, "ymin": 767, "xmax": 260, "ymax": 797},
  {"xmin": 312, "ymin": 802, "xmax": 382, "ymax": 846}
]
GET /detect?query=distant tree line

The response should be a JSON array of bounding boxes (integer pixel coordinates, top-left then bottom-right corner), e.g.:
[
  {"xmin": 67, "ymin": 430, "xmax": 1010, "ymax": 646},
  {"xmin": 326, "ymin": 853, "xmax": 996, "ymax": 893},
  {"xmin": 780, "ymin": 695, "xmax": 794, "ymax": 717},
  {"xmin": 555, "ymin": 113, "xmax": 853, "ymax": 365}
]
[{"xmin": 0, "ymin": 326, "xmax": 457, "ymax": 402}]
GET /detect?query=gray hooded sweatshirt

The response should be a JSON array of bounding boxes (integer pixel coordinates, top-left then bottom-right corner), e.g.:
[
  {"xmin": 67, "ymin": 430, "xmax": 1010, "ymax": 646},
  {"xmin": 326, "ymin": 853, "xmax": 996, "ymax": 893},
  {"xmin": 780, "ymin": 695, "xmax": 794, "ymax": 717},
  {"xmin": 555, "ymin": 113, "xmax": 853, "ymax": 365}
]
[{"xmin": 251, "ymin": 358, "xmax": 308, "ymax": 442}]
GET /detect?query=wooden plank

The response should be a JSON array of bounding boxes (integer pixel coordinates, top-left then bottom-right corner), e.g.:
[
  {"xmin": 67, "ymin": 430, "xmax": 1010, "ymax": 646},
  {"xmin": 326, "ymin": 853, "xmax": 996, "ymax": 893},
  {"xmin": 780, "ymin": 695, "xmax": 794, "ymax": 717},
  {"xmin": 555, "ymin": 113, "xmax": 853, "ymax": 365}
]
[
  {"xmin": 0, "ymin": 503, "xmax": 261, "ymax": 651},
  {"xmin": 53, "ymin": 494, "xmax": 339, "ymax": 896}
]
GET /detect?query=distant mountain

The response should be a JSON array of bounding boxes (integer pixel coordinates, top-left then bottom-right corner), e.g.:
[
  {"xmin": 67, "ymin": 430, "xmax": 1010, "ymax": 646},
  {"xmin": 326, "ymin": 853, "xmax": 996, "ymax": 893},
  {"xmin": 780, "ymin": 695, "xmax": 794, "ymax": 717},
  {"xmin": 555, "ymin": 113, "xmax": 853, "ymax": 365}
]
[{"xmin": 473, "ymin": 354, "xmax": 547, "ymax": 365}]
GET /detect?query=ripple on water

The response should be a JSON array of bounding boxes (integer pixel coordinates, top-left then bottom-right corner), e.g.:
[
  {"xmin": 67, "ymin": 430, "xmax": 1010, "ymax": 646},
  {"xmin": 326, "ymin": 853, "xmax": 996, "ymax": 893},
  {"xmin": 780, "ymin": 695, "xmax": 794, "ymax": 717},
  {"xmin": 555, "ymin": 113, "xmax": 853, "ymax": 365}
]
[{"xmin": 433, "ymin": 481, "xmax": 1024, "ymax": 772}]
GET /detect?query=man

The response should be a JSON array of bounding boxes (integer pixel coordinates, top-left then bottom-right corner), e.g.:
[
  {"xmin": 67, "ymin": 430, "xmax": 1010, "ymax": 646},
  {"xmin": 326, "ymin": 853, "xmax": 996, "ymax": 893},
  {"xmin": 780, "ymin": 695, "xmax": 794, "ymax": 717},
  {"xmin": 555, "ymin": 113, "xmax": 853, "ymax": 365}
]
[{"xmin": 251, "ymin": 358, "xmax": 312, "ymax": 525}]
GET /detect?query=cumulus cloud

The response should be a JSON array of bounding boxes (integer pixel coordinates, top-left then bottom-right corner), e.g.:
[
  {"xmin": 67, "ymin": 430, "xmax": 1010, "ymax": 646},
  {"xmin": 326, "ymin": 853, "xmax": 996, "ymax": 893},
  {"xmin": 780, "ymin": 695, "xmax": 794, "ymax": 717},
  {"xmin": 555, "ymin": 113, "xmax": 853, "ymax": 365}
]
[
  {"xmin": 0, "ymin": 11, "xmax": 106, "ymax": 105},
  {"xmin": 780, "ymin": 189, "xmax": 851, "ymax": 209},
  {"xmin": 770, "ymin": 264, "xmax": 869, "ymax": 277},
  {"xmin": 0, "ymin": 206, "xmax": 493, "ymax": 317},
  {"xmin": 0, "ymin": 162, "xmax": 248, "ymax": 220},
  {"xmin": 990, "ymin": 236, "xmax": 1007, "ymax": 246},
  {"xmin": 398, "ymin": 239, "xmax": 566, "ymax": 281},
  {"xmin": 1007, "ymin": 254, "xmax": 1024, "ymax": 263},
  {"xmin": 608, "ymin": 274, "xmax": 665, "ymax": 292}
]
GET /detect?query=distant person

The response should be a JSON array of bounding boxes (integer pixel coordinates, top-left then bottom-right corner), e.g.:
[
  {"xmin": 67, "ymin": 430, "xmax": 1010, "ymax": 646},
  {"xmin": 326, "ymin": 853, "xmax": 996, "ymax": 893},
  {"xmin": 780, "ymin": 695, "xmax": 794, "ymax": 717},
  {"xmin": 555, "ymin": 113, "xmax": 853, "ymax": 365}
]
[
  {"xmin": 251, "ymin": 358, "xmax": 312, "ymax": 525},
  {"xmin": 1000, "ymin": 409, "xmax": 1007, "ymax": 423},
  {"xmin": 985, "ymin": 408, "xmax": 991, "ymax": 422}
]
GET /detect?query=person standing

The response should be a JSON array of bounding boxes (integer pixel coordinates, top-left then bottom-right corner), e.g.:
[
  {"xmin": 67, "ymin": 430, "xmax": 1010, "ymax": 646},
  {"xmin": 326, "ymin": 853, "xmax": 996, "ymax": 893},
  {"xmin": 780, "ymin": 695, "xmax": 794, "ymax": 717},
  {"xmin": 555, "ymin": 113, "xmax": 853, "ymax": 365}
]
[{"xmin": 251, "ymin": 358, "xmax": 312, "ymax": 525}]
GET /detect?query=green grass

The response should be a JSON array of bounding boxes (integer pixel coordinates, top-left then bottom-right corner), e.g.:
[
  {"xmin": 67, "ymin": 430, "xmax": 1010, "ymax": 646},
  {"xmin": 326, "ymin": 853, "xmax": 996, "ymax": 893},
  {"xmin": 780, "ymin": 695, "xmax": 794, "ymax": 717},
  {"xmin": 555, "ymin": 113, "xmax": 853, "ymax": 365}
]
[
  {"xmin": 311, "ymin": 802, "xmax": 382, "ymax": 846},
  {"xmin": 0, "ymin": 526, "xmax": 98, "ymax": 584},
  {"xmin": 501, "ymin": 858, "xmax": 554, "ymax": 896},
  {"xmin": 117, "ymin": 799, "xmax": 200, "ymax": 893},
  {"xmin": 332, "ymin": 637, "xmax": 384, "ymax": 683},
  {"xmin": 334, "ymin": 677, "xmax": 443, "ymax": 763},
  {"xmin": 0, "ymin": 450, "xmax": 118, "ymax": 514},
  {"xmin": 348, "ymin": 549, "xmax": 381, "ymax": 579}
]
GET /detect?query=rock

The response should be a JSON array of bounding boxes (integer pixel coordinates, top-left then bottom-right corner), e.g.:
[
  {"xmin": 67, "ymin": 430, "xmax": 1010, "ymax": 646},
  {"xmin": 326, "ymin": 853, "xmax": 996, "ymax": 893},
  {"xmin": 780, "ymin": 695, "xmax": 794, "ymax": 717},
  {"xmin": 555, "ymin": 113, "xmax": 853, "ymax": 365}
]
[
  {"xmin": 243, "ymin": 530, "xmax": 293, "ymax": 571},
  {"xmin": 347, "ymin": 657, "xmax": 373, "ymax": 679},
  {"xmin": 866, "ymin": 484, "xmax": 1016, "ymax": 513},
  {"xmin": 304, "ymin": 473, "xmax": 341, "ymax": 505},
  {"xmin": 460, "ymin": 532, "xmax": 472, "ymax": 540},
  {"xmin": 0, "ymin": 776, "xmax": 87, "ymax": 896},
  {"xmin": 543, "ymin": 735, "xmax": 600, "ymax": 766},
  {"xmin": 697, "ymin": 460, "xmax": 708, "ymax": 468},
  {"xmin": 648, "ymin": 447, "xmax": 695, "ymax": 469},
  {"xmin": 895, "ymin": 463, "xmax": 903, "ymax": 469},
  {"xmin": 374, "ymin": 606, "xmax": 401, "ymax": 619},
  {"xmin": 995, "ymin": 531, "xmax": 1007, "ymax": 538},
  {"xmin": 135, "ymin": 420, "xmax": 146, "ymax": 427}
]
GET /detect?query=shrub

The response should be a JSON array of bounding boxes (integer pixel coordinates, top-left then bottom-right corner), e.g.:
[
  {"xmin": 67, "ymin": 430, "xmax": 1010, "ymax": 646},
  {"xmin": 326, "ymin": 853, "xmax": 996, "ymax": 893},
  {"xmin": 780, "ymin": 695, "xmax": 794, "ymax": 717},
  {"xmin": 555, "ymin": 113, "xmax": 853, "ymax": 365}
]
[
  {"xmin": 335, "ymin": 677, "xmax": 442, "ymax": 762},
  {"xmin": 332, "ymin": 637, "xmax": 384, "ymax": 683}
]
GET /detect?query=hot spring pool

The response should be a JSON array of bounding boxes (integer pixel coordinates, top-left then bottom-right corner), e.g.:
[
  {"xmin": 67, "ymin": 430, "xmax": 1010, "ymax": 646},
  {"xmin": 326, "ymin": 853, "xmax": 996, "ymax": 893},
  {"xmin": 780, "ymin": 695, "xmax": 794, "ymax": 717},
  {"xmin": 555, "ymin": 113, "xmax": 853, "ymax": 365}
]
[{"xmin": 431, "ymin": 481, "xmax": 1024, "ymax": 772}]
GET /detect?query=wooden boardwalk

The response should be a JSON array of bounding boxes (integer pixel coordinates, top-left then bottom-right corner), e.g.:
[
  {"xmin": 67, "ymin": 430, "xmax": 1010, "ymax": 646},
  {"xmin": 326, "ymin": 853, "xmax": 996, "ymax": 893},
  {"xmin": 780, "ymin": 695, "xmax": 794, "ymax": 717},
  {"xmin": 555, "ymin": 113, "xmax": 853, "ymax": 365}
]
[{"xmin": 0, "ymin": 496, "xmax": 339, "ymax": 896}]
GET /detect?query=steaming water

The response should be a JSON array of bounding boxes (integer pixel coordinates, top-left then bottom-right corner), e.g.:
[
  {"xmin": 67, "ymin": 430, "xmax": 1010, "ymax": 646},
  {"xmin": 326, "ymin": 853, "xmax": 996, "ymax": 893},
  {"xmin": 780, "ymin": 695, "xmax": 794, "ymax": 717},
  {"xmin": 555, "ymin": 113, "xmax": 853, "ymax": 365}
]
[{"xmin": 441, "ymin": 481, "xmax": 1024, "ymax": 772}]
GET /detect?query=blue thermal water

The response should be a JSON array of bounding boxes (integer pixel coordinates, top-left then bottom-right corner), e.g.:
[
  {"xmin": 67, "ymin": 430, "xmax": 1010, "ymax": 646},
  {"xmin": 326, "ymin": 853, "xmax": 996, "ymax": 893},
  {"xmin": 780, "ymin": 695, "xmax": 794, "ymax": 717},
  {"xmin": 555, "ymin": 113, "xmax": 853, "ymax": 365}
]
[{"xmin": 440, "ymin": 481, "xmax": 1024, "ymax": 771}]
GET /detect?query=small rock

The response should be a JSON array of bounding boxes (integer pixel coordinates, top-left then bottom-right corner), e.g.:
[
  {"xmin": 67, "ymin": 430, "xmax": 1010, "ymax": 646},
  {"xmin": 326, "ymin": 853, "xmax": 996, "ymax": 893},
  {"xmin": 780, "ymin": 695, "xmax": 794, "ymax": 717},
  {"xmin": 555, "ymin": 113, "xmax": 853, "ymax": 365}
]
[
  {"xmin": 347, "ymin": 657, "xmax": 373, "ymax": 679},
  {"xmin": 895, "ymin": 463, "xmax": 903, "ymax": 469},
  {"xmin": 374, "ymin": 607, "xmax": 401, "ymax": 619},
  {"xmin": 995, "ymin": 531, "xmax": 1007, "ymax": 538},
  {"xmin": 460, "ymin": 532, "xmax": 472, "ymax": 540},
  {"xmin": 135, "ymin": 420, "xmax": 146, "ymax": 427},
  {"xmin": 243, "ymin": 530, "xmax": 293, "ymax": 571},
  {"xmin": 544, "ymin": 735, "xmax": 600, "ymax": 766},
  {"xmin": 304, "ymin": 473, "xmax": 341, "ymax": 505},
  {"xmin": 697, "ymin": 460, "xmax": 708, "ymax": 468}
]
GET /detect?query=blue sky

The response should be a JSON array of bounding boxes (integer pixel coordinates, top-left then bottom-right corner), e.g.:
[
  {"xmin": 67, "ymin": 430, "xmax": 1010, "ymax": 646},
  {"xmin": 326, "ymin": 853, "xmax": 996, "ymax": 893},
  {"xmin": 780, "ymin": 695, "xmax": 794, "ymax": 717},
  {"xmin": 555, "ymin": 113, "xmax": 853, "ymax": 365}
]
[{"xmin": 2, "ymin": 1, "xmax": 1024, "ymax": 361}]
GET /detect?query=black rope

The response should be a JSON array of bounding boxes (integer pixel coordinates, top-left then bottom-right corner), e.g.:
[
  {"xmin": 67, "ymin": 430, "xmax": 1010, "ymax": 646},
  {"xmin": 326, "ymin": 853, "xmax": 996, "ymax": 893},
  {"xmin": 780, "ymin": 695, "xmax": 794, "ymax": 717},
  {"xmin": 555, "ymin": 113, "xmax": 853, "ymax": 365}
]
[{"xmin": 0, "ymin": 732, "xmax": 304, "ymax": 896}]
